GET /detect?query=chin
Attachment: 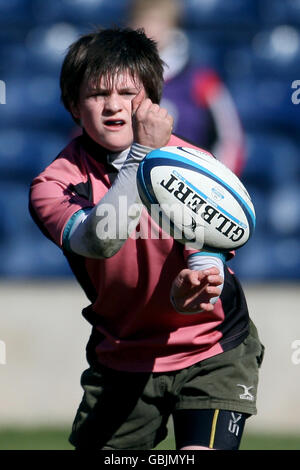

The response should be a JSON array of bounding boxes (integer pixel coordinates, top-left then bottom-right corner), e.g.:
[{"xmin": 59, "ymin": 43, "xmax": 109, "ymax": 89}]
[
  {"xmin": 105, "ymin": 143, "xmax": 131, "ymax": 153},
  {"xmin": 89, "ymin": 128, "xmax": 133, "ymax": 152},
  {"xmin": 104, "ymin": 137, "xmax": 133, "ymax": 153}
]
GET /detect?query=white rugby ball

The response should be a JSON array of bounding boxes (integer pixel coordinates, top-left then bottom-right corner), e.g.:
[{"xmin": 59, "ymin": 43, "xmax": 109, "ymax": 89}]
[{"xmin": 136, "ymin": 146, "xmax": 255, "ymax": 251}]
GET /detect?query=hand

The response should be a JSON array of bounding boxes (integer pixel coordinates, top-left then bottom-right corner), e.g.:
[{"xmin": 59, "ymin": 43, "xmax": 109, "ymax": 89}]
[
  {"xmin": 170, "ymin": 267, "xmax": 223, "ymax": 314},
  {"xmin": 131, "ymin": 88, "xmax": 173, "ymax": 148}
]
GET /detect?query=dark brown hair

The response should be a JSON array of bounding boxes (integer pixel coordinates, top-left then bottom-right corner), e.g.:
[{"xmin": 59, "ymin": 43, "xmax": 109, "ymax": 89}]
[{"xmin": 60, "ymin": 27, "xmax": 165, "ymax": 124}]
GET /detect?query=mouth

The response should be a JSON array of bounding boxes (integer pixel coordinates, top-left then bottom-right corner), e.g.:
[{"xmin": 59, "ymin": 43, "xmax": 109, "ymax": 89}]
[{"xmin": 104, "ymin": 119, "xmax": 125, "ymax": 128}]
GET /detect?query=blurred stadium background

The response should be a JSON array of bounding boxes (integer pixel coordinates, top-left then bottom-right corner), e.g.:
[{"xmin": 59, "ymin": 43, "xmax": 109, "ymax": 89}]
[{"xmin": 0, "ymin": 0, "xmax": 300, "ymax": 450}]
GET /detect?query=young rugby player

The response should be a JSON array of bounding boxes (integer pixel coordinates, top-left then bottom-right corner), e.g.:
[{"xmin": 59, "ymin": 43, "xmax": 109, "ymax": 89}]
[{"xmin": 29, "ymin": 27, "xmax": 264, "ymax": 450}]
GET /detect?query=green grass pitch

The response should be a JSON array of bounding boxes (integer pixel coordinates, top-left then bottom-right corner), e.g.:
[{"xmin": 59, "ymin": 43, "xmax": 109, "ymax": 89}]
[{"xmin": 0, "ymin": 428, "xmax": 299, "ymax": 450}]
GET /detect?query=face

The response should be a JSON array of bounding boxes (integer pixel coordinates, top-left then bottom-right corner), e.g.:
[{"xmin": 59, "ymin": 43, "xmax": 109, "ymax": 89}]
[{"xmin": 73, "ymin": 71, "xmax": 144, "ymax": 152}]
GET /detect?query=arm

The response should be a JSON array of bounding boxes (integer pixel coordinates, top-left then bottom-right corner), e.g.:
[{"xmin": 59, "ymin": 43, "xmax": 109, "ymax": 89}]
[
  {"xmin": 65, "ymin": 142, "xmax": 151, "ymax": 258},
  {"xmin": 65, "ymin": 89, "xmax": 174, "ymax": 258}
]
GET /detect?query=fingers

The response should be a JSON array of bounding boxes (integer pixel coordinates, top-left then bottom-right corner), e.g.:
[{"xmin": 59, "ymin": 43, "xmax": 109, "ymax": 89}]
[
  {"xmin": 134, "ymin": 99, "xmax": 169, "ymax": 121},
  {"xmin": 131, "ymin": 88, "xmax": 146, "ymax": 116},
  {"xmin": 199, "ymin": 302, "xmax": 215, "ymax": 312},
  {"xmin": 186, "ymin": 268, "xmax": 223, "ymax": 287},
  {"xmin": 131, "ymin": 87, "xmax": 172, "ymax": 122},
  {"xmin": 176, "ymin": 268, "xmax": 224, "ymax": 289},
  {"xmin": 171, "ymin": 267, "xmax": 224, "ymax": 314},
  {"xmin": 181, "ymin": 286, "xmax": 221, "ymax": 313},
  {"xmin": 185, "ymin": 270, "xmax": 201, "ymax": 286},
  {"xmin": 131, "ymin": 89, "xmax": 173, "ymax": 148},
  {"xmin": 206, "ymin": 274, "xmax": 223, "ymax": 286},
  {"xmin": 186, "ymin": 284, "xmax": 221, "ymax": 303},
  {"xmin": 205, "ymin": 285, "xmax": 222, "ymax": 297},
  {"xmin": 202, "ymin": 267, "xmax": 220, "ymax": 277}
]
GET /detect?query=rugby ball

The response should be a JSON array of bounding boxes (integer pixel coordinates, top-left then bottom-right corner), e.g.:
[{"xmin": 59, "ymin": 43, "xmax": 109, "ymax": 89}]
[{"xmin": 136, "ymin": 146, "xmax": 255, "ymax": 251}]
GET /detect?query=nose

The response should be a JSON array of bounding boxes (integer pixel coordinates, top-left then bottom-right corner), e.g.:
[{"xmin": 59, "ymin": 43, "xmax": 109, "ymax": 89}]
[{"xmin": 103, "ymin": 93, "xmax": 122, "ymax": 114}]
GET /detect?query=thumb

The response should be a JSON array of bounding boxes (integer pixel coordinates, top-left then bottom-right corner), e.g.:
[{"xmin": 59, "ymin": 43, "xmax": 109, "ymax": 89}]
[{"xmin": 131, "ymin": 88, "xmax": 145, "ymax": 116}]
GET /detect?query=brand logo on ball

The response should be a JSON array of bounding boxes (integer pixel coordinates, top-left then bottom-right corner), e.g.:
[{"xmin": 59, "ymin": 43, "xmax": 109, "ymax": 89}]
[
  {"xmin": 159, "ymin": 171, "xmax": 246, "ymax": 242},
  {"xmin": 211, "ymin": 187, "xmax": 224, "ymax": 201}
]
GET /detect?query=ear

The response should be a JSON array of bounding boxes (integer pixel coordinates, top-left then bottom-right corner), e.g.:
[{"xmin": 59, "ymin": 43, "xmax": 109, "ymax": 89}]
[{"xmin": 70, "ymin": 102, "xmax": 80, "ymax": 120}]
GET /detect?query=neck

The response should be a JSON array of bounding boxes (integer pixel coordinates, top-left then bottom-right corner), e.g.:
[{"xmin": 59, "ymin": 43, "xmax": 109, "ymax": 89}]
[
  {"xmin": 81, "ymin": 130, "xmax": 130, "ymax": 169},
  {"xmin": 82, "ymin": 130, "xmax": 108, "ymax": 160}
]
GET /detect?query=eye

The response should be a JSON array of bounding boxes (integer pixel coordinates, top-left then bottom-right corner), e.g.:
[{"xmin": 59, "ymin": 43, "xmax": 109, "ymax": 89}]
[
  {"xmin": 89, "ymin": 90, "xmax": 109, "ymax": 98},
  {"xmin": 120, "ymin": 89, "xmax": 138, "ymax": 97}
]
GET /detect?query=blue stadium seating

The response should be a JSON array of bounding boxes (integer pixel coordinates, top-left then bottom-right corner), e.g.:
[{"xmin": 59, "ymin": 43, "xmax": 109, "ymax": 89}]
[
  {"xmin": 0, "ymin": 235, "xmax": 73, "ymax": 278},
  {"xmin": 229, "ymin": 235, "xmax": 274, "ymax": 280},
  {"xmin": 226, "ymin": 77, "xmax": 300, "ymax": 132},
  {"xmin": 268, "ymin": 184, "xmax": 300, "ymax": 238},
  {"xmin": 183, "ymin": 0, "xmax": 259, "ymax": 28},
  {"xmin": 250, "ymin": 26, "xmax": 300, "ymax": 78},
  {"xmin": 0, "ymin": 0, "xmax": 299, "ymax": 280},
  {"xmin": 230, "ymin": 234, "xmax": 300, "ymax": 280},
  {"xmin": 222, "ymin": 38, "xmax": 300, "ymax": 81},
  {"xmin": 24, "ymin": 22, "xmax": 81, "ymax": 74},
  {"xmin": 0, "ymin": 74, "xmax": 70, "ymax": 126},
  {"xmin": 242, "ymin": 133, "xmax": 300, "ymax": 189},
  {"xmin": 259, "ymin": 0, "xmax": 300, "ymax": 26},
  {"xmin": 0, "ymin": 182, "xmax": 72, "ymax": 277},
  {"xmin": 30, "ymin": 0, "xmax": 127, "ymax": 27},
  {"xmin": 0, "ymin": 0, "xmax": 33, "ymax": 24},
  {"xmin": 187, "ymin": 32, "xmax": 223, "ymax": 70},
  {"xmin": 0, "ymin": 128, "xmax": 70, "ymax": 181}
]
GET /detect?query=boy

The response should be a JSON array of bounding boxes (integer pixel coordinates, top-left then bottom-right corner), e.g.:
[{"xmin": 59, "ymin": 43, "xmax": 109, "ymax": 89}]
[{"xmin": 29, "ymin": 27, "xmax": 264, "ymax": 450}]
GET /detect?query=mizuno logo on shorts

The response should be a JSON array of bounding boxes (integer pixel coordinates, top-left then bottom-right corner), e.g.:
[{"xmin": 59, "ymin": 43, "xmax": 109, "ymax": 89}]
[{"xmin": 237, "ymin": 384, "xmax": 254, "ymax": 401}]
